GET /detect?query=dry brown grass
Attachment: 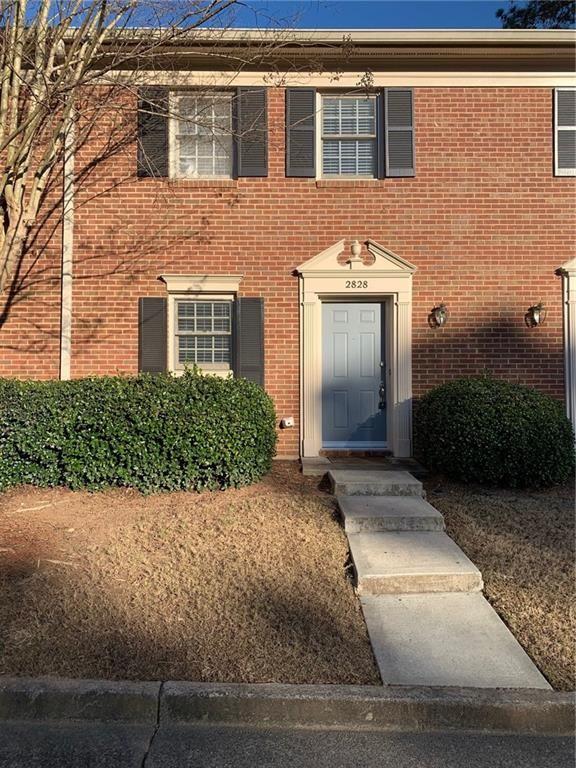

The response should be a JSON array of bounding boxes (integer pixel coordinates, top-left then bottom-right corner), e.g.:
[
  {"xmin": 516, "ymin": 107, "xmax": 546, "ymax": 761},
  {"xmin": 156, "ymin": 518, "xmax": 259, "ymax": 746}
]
[
  {"xmin": 424, "ymin": 477, "xmax": 575, "ymax": 691},
  {"xmin": 0, "ymin": 463, "xmax": 379, "ymax": 685}
]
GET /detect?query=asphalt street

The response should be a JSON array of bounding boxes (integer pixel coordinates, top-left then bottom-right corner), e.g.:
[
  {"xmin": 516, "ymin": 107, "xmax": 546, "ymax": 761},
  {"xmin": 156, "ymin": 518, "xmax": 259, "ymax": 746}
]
[{"xmin": 0, "ymin": 721, "xmax": 573, "ymax": 768}]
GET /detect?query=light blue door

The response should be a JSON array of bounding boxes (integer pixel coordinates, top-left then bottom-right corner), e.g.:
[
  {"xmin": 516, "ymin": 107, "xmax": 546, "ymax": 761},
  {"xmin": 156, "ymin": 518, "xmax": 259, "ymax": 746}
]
[{"xmin": 322, "ymin": 303, "xmax": 387, "ymax": 448}]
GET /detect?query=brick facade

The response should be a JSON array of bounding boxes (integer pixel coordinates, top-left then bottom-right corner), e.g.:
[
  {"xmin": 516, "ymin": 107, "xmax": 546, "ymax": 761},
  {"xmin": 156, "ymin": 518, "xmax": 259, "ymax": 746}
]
[{"xmin": 1, "ymin": 86, "xmax": 574, "ymax": 458}]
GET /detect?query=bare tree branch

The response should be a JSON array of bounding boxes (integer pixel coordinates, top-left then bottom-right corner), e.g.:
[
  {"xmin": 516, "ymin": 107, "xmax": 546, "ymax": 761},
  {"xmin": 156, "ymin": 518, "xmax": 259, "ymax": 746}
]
[{"xmin": 0, "ymin": 4, "xmax": 359, "ymax": 328}]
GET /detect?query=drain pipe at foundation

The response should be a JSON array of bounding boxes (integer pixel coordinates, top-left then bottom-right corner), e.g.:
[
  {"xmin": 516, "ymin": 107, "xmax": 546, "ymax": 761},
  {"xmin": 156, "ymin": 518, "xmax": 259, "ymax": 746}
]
[{"xmin": 59, "ymin": 117, "xmax": 74, "ymax": 380}]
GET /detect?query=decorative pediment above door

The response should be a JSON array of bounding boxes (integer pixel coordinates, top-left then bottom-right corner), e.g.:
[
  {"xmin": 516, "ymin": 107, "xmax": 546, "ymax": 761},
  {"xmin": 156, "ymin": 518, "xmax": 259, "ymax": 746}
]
[{"xmin": 296, "ymin": 239, "xmax": 417, "ymax": 276}]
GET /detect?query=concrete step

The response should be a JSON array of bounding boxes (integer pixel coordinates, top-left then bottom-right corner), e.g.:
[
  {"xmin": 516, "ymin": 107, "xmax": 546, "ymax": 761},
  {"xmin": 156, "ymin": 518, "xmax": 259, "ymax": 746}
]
[
  {"xmin": 328, "ymin": 470, "xmax": 423, "ymax": 498},
  {"xmin": 301, "ymin": 457, "xmax": 332, "ymax": 477},
  {"xmin": 302, "ymin": 458, "xmax": 428, "ymax": 479},
  {"xmin": 338, "ymin": 496, "xmax": 445, "ymax": 533},
  {"xmin": 360, "ymin": 593, "xmax": 551, "ymax": 689},
  {"xmin": 348, "ymin": 531, "xmax": 483, "ymax": 595}
]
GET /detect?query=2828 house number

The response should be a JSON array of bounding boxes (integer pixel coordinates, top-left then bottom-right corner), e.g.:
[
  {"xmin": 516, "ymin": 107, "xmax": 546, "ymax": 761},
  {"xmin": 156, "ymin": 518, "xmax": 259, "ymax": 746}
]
[{"xmin": 345, "ymin": 280, "xmax": 368, "ymax": 289}]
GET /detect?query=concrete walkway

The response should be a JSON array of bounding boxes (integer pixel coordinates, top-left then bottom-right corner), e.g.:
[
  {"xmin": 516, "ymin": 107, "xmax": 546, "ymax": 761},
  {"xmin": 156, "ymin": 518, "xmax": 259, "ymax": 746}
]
[{"xmin": 328, "ymin": 469, "xmax": 551, "ymax": 690}]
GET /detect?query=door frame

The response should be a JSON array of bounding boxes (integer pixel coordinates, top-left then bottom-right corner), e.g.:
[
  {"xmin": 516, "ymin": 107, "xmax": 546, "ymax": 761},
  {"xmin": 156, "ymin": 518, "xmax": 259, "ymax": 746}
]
[
  {"xmin": 297, "ymin": 239, "xmax": 416, "ymax": 459},
  {"xmin": 321, "ymin": 299, "xmax": 389, "ymax": 451}
]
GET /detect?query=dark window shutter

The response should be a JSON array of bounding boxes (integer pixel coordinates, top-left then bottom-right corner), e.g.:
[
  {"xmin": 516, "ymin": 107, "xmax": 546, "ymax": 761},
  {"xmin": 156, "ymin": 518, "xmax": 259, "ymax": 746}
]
[
  {"xmin": 558, "ymin": 131, "xmax": 576, "ymax": 171},
  {"xmin": 555, "ymin": 89, "xmax": 576, "ymax": 174},
  {"xmin": 234, "ymin": 297, "xmax": 264, "ymax": 386},
  {"xmin": 138, "ymin": 298, "xmax": 167, "ymax": 373},
  {"xmin": 384, "ymin": 88, "xmax": 415, "ymax": 178},
  {"xmin": 137, "ymin": 87, "xmax": 169, "ymax": 178},
  {"xmin": 286, "ymin": 88, "xmax": 316, "ymax": 177},
  {"xmin": 235, "ymin": 87, "xmax": 268, "ymax": 177}
]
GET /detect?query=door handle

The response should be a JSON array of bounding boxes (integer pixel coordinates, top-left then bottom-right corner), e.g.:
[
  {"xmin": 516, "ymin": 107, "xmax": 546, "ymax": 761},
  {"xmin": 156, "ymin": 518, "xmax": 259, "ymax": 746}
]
[{"xmin": 378, "ymin": 382, "xmax": 386, "ymax": 410}]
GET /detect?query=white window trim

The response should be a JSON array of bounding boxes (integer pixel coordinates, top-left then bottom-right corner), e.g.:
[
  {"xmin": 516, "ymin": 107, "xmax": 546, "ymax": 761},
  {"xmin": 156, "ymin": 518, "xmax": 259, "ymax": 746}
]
[
  {"xmin": 554, "ymin": 87, "xmax": 576, "ymax": 177},
  {"xmin": 169, "ymin": 90, "xmax": 234, "ymax": 180},
  {"xmin": 160, "ymin": 274, "xmax": 243, "ymax": 376},
  {"xmin": 316, "ymin": 91, "xmax": 380, "ymax": 181}
]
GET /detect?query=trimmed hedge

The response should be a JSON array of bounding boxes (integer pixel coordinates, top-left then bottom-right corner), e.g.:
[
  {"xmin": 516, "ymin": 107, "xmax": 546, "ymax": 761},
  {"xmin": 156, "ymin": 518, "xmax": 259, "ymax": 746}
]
[
  {"xmin": 414, "ymin": 377, "xmax": 575, "ymax": 488},
  {"xmin": 0, "ymin": 371, "xmax": 277, "ymax": 492}
]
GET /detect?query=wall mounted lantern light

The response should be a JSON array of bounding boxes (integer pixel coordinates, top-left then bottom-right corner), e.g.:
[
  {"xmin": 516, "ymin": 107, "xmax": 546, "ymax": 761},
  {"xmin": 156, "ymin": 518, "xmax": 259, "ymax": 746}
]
[
  {"xmin": 428, "ymin": 303, "xmax": 449, "ymax": 328},
  {"xmin": 525, "ymin": 302, "xmax": 546, "ymax": 328}
]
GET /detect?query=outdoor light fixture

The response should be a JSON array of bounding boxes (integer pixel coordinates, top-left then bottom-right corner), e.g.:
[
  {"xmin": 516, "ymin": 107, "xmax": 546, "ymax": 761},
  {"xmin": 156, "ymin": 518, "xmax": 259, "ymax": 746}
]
[
  {"xmin": 525, "ymin": 302, "xmax": 546, "ymax": 327},
  {"xmin": 428, "ymin": 303, "xmax": 449, "ymax": 328}
]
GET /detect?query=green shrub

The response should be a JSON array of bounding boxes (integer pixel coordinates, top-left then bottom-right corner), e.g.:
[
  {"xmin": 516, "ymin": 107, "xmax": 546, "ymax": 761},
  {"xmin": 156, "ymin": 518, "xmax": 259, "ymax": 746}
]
[
  {"xmin": 414, "ymin": 377, "xmax": 575, "ymax": 488},
  {"xmin": 0, "ymin": 371, "xmax": 277, "ymax": 492}
]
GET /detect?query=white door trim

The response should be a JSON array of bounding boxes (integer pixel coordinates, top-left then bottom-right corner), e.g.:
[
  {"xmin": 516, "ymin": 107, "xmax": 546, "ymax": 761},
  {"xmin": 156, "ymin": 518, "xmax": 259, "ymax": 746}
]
[
  {"xmin": 557, "ymin": 257, "xmax": 576, "ymax": 438},
  {"xmin": 297, "ymin": 239, "xmax": 416, "ymax": 459}
]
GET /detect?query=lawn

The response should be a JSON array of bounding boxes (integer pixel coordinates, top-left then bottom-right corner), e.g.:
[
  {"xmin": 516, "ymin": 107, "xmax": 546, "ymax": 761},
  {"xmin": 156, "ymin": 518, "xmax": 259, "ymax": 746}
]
[
  {"xmin": 0, "ymin": 463, "xmax": 379, "ymax": 685},
  {"xmin": 425, "ymin": 478, "xmax": 575, "ymax": 691}
]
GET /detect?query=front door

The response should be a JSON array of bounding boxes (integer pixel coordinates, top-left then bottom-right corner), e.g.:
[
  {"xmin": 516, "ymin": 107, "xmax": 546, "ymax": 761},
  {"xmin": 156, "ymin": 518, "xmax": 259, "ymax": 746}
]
[{"xmin": 322, "ymin": 302, "xmax": 387, "ymax": 449}]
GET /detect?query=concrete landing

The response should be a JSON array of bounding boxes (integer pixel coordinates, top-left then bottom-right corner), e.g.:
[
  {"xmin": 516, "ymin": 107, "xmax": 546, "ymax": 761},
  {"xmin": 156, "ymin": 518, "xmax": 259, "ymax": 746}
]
[
  {"xmin": 348, "ymin": 532, "xmax": 483, "ymax": 594},
  {"xmin": 301, "ymin": 457, "xmax": 427, "ymax": 478},
  {"xmin": 338, "ymin": 496, "xmax": 445, "ymax": 533},
  {"xmin": 361, "ymin": 593, "xmax": 551, "ymax": 690},
  {"xmin": 328, "ymin": 470, "xmax": 423, "ymax": 497}
]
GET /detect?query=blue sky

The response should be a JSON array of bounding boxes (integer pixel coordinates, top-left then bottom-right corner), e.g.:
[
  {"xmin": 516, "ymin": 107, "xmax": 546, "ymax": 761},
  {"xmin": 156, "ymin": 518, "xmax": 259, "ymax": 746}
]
[{"xmin": 229, "ymin": 1, "xmax": 511, "ymax": 29}]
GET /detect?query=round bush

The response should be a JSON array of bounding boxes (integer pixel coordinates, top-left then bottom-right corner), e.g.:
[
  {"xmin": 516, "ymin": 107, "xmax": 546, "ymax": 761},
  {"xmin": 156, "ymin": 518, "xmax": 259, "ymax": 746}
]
[
  {"xmin": 0, "ymin": 370, "xmax": 277, "ymax": 492},
  {"xmin": 414, "ymin": 377, "xmax": 575, "ymax": 488}
]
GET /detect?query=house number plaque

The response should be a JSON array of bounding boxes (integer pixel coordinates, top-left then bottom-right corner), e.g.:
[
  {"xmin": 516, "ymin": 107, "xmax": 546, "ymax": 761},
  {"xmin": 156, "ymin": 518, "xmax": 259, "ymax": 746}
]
[{"xmin": 345, "ymin": 280, "xmax": 368, "ymax": 289}]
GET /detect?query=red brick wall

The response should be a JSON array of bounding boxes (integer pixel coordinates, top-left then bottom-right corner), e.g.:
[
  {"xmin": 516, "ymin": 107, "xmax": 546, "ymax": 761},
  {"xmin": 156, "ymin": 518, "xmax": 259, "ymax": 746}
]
[{"xmin": 1, "ymin": 87, "xmax": 574, "ymax": 457}]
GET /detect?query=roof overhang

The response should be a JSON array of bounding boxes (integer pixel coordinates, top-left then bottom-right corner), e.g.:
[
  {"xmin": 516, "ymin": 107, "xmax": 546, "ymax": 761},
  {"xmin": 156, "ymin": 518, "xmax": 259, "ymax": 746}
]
[{"xmin": 94, "ymin": 28, "xmax": 576, "ymax": 73}]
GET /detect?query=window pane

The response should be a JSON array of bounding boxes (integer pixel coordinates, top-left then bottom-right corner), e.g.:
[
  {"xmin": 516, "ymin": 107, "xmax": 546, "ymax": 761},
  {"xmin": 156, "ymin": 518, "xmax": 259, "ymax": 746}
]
[
  {"xmin": 214, "ymin": 151, "xmax": 232, "ymax": 175},
  {"xmin": 177, "ymin": 302, "xmax": 195, "ymax": 332},
  {"xmin": 178, "ymin": 158, "xmax": 195, "ymax": 175},
  {"xmin": 322, "ymin": 140, "xmax": 340, "ymax": 175},
  {"xmin": 174, "ymin": 92, "xmax": 232, "ymax": 177},
  {"xmin": 196, "ymin": 336, "xmax": 214, "ymax": 363},
  {"xmin": 177, "ymin": 335, "xmax": 231, "ymax": 365},
  {"xmin": 193, "ymin": 137, "xmax": 215, "ymax": 157},
  {"xmin": 178, "ymin": 336, "xmax": 196, "ymax": 363},
  {"xmin": 357, "ymin": 140, "xmax": 376, "ymax": 175},
  {"xmin": 322, "ymin": 97, "xmax": 375, "ymax": 137},
  {"xmin": 339, "ymin": 141, "xmax": 357, "ymax": 174},
  {"xmin": 322, "ymin": 98, "xmax": 340, "ymax": 135},
  {"xmin": 358, "ymin": 99, "xmax": 376, "ymax": 134},
  {"xmin": 213, "ymin": 318, "xmax": 229, "ymax": 332},
  {"xmin": 213, "ymin": 336, "xmax": 230, "ymax": 363},
  {"xmin": 177, "ymin": 136, "xmax": 197, "ymax": 157},
  {"xmin": 322, "ymin": 139, "xmax": 377, "ymax": 176},
  {"xmin": 196, "ymin": 316, "xmax": 213, "ymax": 331}
]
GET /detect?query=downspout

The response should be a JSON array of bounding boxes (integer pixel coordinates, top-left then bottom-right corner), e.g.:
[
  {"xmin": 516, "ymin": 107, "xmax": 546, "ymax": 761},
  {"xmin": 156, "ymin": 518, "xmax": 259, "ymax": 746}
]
[{"xmin": 59, "ymin": 116, "xmax": 74, "ymax": 380}]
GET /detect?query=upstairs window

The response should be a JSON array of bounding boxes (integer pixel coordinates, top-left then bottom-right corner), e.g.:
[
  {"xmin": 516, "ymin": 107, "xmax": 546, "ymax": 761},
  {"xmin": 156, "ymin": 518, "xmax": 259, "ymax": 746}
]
[
  {"xmin": 171, "ymin": 91, "xmax": 233, "ymax": 179},
  {"xmin": 555, "ymin": 88, "xmax": 576, "ymax": 177},
  {"xmin": 321, "ymin": 95, "xmax": 378, "ymax": 178}
]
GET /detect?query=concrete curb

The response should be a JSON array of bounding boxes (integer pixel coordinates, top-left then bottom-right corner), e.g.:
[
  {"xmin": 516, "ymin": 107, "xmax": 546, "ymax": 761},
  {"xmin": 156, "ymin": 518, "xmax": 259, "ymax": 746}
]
[
  {"xmin": 0, "ymin": 678, "xmax": 573, "ymax": 735},
  {"xmin": 161, "ymin": 682, "xmax": 574, "ymax": 735},
  {"xmin": 0, "ymin": 678, "xmax": 161, "ymax": 723}
]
